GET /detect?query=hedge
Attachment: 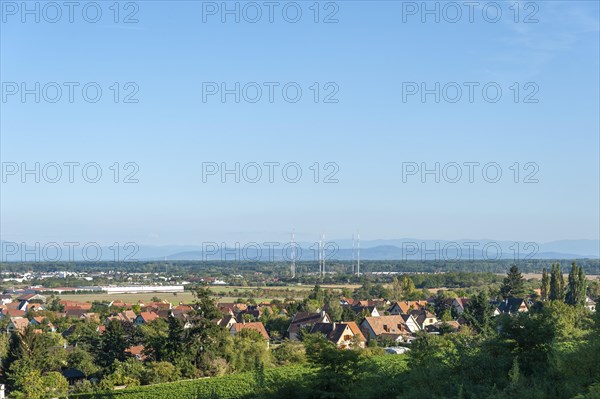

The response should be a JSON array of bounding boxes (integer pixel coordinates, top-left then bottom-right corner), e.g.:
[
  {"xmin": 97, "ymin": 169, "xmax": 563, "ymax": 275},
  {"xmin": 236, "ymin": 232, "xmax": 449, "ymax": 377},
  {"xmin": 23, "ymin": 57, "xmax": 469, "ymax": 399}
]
[{"xmin": 66, "ymin": 365, "xmax": 315, "ymax": 399}]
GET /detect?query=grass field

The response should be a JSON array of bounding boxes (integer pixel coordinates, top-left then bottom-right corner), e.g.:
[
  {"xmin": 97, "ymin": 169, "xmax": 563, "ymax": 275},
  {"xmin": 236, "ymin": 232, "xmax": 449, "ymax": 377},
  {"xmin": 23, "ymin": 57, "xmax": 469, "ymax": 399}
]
[{"xmin": 57, "ymin": 286, "xmax": 312, "ymax": 304}]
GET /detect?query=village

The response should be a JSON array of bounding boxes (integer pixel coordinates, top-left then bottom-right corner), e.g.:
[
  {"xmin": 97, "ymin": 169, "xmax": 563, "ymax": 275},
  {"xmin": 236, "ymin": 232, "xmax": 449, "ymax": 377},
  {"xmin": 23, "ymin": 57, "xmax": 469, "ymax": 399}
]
[{"xmin": 0, "ymin": 263, "xmax": 598, "ymax": 398}]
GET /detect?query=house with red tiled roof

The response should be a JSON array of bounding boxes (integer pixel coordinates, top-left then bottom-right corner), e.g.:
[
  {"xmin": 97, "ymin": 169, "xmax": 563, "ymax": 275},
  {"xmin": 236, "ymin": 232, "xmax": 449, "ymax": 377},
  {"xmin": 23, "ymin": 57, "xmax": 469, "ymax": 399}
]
[
  {"xmin": 230, "ymin": 322, "xmax": 270, "ymax": 343},
  {"xmin": 1, "ymin": 308, "xmax": 26, "ymax": 318},
  {"xmin": 60, "ymin": 300, "xmax": 92, "ymax": 310},
  {"xmin": 125, "ymin": 345, "xmax": 147, "ymax": 361},
  {"xmin": 8, "ymin": 317, "xmax": 29, "ymax": 333},
  {"xmin": 360, "ymin": 315, "xmax": 420, "ymax": 342},
  {"xmin": 134, "ymin": 311, "xmax": 160, "ymax": 325},
  {"xmin": 106, "ymin": 310, "xmax": 137, "ymax": 324},
  {"xmin": 344, "ymin": 321, "xmax": 367, "ymax": 346},
  {"xmin": 310, "ymin": 322, "xmax": 365, "ymax": 349},
  {"xmin": 388, "ymin": 300, "xmax": 428, "ymax": 315}
]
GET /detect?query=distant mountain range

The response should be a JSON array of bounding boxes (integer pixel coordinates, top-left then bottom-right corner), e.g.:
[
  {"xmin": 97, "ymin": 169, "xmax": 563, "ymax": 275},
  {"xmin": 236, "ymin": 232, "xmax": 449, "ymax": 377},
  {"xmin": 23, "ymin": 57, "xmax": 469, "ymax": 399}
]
[{"xmin": 1, "ymin": 239, "xmax": 598, "ymax": 262}]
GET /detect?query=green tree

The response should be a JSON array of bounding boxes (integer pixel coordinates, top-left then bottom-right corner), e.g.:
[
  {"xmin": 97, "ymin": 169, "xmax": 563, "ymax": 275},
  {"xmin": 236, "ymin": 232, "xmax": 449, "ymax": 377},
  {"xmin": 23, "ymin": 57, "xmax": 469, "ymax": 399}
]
[
  {"xmin": 327, "ymin": 299, "xmax": 343, "ymax": 322},
  {"xmin": 541, "ymin": 268, "xmax": 550, "ymax": 301},
  {"xmin": 400, "ymin": 275, "xmax": 416, "ymax": 299},
  {"xmin": 550, "ymin": 263, "xmax": 565, "ymax": 301},
  {"xmin": 141, "ymin": 361, "xmax": 181, "ymax": 385},
  {"xmin": 391, "ymin": 276, "xmax": 403, "ymax": 301},
  {"xmin": 97, "ymin": 319, "xmax": 129, "ymax": 368},
  {"xmin": 42, "ymin": 371, "xmax": 69, "ymax": 398},
  {"xmin": 462, "ymin": 290, "xmax": 493, "ymax": 334},
  {"xmin": 67, "ymin": 347, "xmax": 100, "ymax": 376},
  {"xmin": 229, "ymin": 329, "xmax": 271, "ymax": 372},
  {"xmin": 500, "ymin": 265, "xmax": 525, "ymax": 299},
  {"xmin": 272, "ymin": 340, "xmax": 306, "ymax": 366}
]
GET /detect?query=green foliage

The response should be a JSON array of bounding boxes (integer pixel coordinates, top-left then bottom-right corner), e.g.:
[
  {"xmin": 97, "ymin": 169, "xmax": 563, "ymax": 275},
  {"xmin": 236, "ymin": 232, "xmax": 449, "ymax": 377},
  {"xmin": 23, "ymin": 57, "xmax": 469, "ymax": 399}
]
[
  {"xmin": 541, "ymin": 268, "xmax": 550, "ymax": 301},
  {"xmin": 550, "ymin": 263, "xmax": 566, "ymax": 301},
  {"xmin": 69, "ymin": 365, "xmax": 315, "ymax": 399},
  {"xmin": 500, "ymin": 265, "xmax": 525, "ymax": 299},
  {"xmin": 228, "ymin": 329, "xmax": 271, "ymax": 373},
  {"xmin": 566, "ymin": 262, "xmax": 587, "ymax": 307},
  {"xmin": 462, "ymin": 290, "xmax": 493, "ymax": 334},
  {"xmin": 272, "ymin": 340, "xmax": 306, "ymax": 366}
]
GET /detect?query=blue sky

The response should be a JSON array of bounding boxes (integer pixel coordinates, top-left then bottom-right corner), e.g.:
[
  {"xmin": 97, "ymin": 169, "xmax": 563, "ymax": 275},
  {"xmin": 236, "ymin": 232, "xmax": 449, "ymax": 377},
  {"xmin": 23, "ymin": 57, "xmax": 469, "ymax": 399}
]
[{"xmin": 1, "ymin": 0, "xmax": 599, "ymax": 246}]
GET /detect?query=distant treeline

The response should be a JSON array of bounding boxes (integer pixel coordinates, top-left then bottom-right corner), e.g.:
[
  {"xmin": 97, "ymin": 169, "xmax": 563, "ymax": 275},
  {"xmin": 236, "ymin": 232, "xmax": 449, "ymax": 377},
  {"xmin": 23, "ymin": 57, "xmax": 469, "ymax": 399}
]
[{"xmin": 1, "ymin": 259, "xmax": 599, "ymax": 277}]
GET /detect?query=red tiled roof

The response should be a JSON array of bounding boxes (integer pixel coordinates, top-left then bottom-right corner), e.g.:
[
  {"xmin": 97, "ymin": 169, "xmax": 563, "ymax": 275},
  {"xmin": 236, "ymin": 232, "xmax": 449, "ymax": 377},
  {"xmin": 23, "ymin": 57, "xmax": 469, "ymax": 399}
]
[{"xmin": 231, "ymin": 322, "xmax": 269, "ymax": 340}]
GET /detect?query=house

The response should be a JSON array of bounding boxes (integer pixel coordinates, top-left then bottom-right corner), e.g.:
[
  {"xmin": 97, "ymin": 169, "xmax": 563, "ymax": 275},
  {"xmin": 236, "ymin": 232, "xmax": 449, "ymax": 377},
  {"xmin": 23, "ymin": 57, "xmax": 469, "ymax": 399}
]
[
  {"xmin": 8, "ymin": 317, "xmax": 29, "ymax": 333},
  {"xmin": 409, "ymin": 309, "xmax": 438, "ymax": 330},
  {"xmin": 29, "ymin": 317, "xmax": 56, "ymax": 332},
  {"xmin": 497, "ymin": 298, "xmax": 529, "ymax": 314},
  {"xmin": 1, "ymin": 308, "xmax": 26, "ymax": 319},
  {"xmin": 17, "ymin": 300, "xmax": 29, "ymax": 311},
  {"xmin": 452, "ymin": 298, "xmax": 472, "ymax": 316},
  {"xmin": 217, "ymin": 314, "xmax": 237, "ymax": 329},
  {"xmin": 399, "ymin": 314, "xmax": 422, "ymax": 334},
  {"xmin": 60, "ymin": 300, "xmax": 92, "ymax": 311},
  {"xmin": 236, "ymin": 305, "xmax": 263, "ymax": 322},
  {"xmin": 0, "ymin": 294, "xmax": 13, "ymax": 305},
  {"xmin": 17, "ymin": 293, "xmax": 46, "ymax": 303},
  {"xmin": 287, "ymin": 311, "xmax": 330, "ymax": 340},
  {"xmin": 64, "ymin": 308, "xmax": 88, "ymax": 318},
  {"xmin": 24, "ymin": 303, "xmax": 46, "ymax": 313},
  {"xmin": 230, "ymin": 322, "xmax": 270, "ymax": 342},
  {"xmin": 107, "ymin": 310, "xmax": 137, "ymax": 324},
  {"xmin": 351, "ymin": 305, "xmax": 380, "ymax": 317},
  {"xmin": 310, "ymin": 322, "xmax": 366, "ymax": 349},
  {"xmin": 585, "ymin": 297, "xmax": 596, "ymax": 312},
  {"xmin": 388, "ymin": 300, "xmax": 428, "ymax": 315},
  {"xmin": 134, "ymin": 312, "xmax": 160, "ymax": 325},
  {"xmin": 344, "ymin": 321, "xmax": 367, "ymax": 347},
  {"xmin": 360, "ymin": 315, "xmax": 420, "ymax": 342},
  {"xmin": 125, "ymin": 345, "xmax": 147, "ymax": 361}
]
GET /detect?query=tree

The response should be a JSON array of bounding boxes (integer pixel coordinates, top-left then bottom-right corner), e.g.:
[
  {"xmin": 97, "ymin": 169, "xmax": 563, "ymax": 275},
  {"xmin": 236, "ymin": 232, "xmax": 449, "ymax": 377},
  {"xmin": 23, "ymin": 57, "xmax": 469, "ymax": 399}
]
[
  {"xmin": 500, "ymin": 265, "xmax": 525, "ymax": 299},
  {"xmin": 541, "ymin": 268, "xmax": 550, "ymax": 301},
  {"xmin": 272, "ymin": 340, "xmax": 305, "ymax": 366},
  {"xmin": 327, "ymin": 299, "xmax": 343, "ymax": 322},
  {"xmin": 97, "ymin": 319, "xmax": 128, "ymax": 368},
  {"xmin": 462, "ymin": 290, "xmax": 493, "ymax": 334},
  {"xmin": 549, "ymin": 263, "xmax": 565, "ymax": 301},
  {"xmin": 229, "ymin": 329, "xmax": 271, "ymax": 372},
  {"xmin": 141, "ymin": 361, "xmax": 181, "ymax": 385},
  {"xmin": 565, "ymin": 263, "xmax": 588, "ymax": 307},
  {"xmin": 401, "ymin": 275, "xmax": 416, "ymax": 299},
  {"xmin": 578, "ymin": 265, "xmax": 587, "ymax": 307},
  {"xmin": 391, "ymin": 276, "xmax": 403, "ymax": 301},
  {"xmin": 42, "ymin": 371, "xmax": 69, "ymax": 398},
  {"xmin": 67, "ymin": 347, "xmax": 99, "ymax": 376}
]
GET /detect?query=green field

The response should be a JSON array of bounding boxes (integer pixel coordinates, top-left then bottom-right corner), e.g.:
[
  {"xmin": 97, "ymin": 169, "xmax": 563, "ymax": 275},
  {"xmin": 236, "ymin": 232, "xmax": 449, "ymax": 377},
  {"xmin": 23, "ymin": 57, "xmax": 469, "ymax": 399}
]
[{"xmin": 57, "ymin": 286, "xmax": 312, "ymax": 304}]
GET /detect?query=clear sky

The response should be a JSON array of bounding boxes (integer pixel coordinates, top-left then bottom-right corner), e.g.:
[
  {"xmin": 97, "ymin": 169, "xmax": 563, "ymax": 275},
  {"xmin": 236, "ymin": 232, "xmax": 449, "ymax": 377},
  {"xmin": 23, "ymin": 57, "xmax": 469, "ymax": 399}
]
[{"xmin": 1, "ymin": 0, "xmax": 599, "ymax": 246}]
